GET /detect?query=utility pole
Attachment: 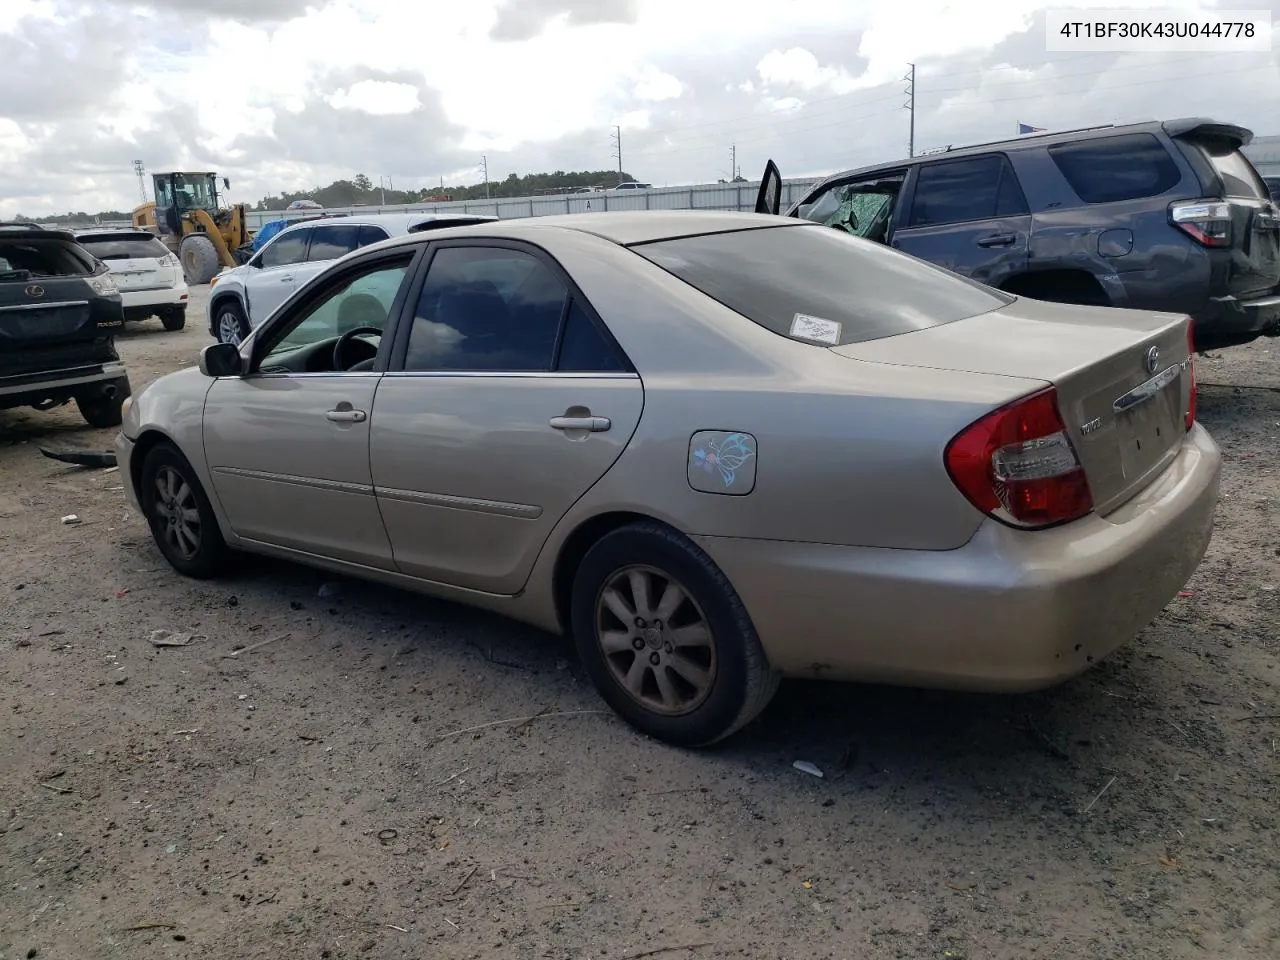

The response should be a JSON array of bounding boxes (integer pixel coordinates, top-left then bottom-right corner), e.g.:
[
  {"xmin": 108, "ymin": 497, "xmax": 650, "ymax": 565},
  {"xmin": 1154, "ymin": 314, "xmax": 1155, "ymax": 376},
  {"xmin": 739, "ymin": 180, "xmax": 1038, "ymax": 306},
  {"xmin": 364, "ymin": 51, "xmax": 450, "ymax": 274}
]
[
  {"xmin": 379, "ymin": 176, "xmax": 386, "ymax": 206},
  {"xmin": 133, "ymin": 160, "xmax": 147, "ymax": 203},
  {"xmin": 481, "ymin": 156, "xmax": 490, "ymax": 199},
  {"xmin": 903, "ymin": 62, "xmax": 915, "ymax": 158},
  {"xmin": 610, "ymin": 125, "xmax": 622, "ymax": 185},
  {"xmin": 730, "ymin": 143, "xmax": 738, "ymax": 180}
]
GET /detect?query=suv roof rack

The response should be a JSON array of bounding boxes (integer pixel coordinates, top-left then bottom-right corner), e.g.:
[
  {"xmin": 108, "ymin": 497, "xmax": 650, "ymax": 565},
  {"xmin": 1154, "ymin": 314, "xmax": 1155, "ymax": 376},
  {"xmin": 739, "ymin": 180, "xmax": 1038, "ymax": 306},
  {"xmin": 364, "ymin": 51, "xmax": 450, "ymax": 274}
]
[{"xmin": 926, "ymin": 122, "xmax": 1120, "ymax": 156}]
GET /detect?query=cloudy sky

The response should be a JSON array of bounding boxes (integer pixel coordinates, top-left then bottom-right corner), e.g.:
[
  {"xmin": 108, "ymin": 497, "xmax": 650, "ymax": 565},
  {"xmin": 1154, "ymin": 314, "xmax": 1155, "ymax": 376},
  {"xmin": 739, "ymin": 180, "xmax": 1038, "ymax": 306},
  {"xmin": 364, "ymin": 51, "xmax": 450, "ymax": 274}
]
[{"xmin": 2, "ymin": 0, "xmax": 1278, "ymax": 216}]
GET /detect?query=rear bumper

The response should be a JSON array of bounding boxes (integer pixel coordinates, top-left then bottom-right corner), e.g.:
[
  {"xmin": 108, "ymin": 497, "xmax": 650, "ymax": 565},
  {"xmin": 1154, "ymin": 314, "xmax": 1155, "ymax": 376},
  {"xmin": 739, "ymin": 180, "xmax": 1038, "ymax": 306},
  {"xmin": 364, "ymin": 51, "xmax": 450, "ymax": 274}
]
[
  {"xmin": 1192, "ymin": 292, "xmax": 1280, "ymax": 348},
  {"xmin": 121, "ymin": 285, "xmax": 188, "ymax": 317},
  {"xmin": 693, "ymin": 424, "xmax": 1222, "ymax": 692},
  {"xmin": 0, "ymin": 359, "xmax": 127, "ymax": 401}
]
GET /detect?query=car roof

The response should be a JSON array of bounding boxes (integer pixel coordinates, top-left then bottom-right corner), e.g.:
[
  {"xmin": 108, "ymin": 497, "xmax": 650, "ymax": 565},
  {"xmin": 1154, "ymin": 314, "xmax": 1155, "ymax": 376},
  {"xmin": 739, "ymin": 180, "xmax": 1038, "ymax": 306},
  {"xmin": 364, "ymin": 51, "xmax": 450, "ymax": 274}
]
[
  {"xmin": 805, "ymin": 116, "xmax": 1252, "ymax": 189},
  {"xmin": 275, "ymin": 212, "xmax": 496, "ymax": 236},
  {"xmin": 0, "ymin": 221, "xmax": 78, "ymax": 242},
  {"xmin": 367, "ymin": 210, "xmax": 811, "ymax": 250}
]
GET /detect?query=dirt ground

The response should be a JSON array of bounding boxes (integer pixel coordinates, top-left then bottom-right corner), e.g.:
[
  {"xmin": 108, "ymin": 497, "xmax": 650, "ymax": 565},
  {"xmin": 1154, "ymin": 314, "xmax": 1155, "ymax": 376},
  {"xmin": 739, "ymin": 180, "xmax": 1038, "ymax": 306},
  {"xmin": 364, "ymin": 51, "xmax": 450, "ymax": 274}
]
[{"xmin": 2, "ymin": 286, "xmax": 1277, "ymax": 960}]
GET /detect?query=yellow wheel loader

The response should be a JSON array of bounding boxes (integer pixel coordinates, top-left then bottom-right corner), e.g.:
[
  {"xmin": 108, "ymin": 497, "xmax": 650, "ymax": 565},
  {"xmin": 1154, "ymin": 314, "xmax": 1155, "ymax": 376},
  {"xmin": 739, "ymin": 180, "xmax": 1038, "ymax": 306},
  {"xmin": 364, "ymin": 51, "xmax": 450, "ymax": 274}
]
[{"xmin": 131, "ymin": 172, "xmax": 254, "ymax": 285}]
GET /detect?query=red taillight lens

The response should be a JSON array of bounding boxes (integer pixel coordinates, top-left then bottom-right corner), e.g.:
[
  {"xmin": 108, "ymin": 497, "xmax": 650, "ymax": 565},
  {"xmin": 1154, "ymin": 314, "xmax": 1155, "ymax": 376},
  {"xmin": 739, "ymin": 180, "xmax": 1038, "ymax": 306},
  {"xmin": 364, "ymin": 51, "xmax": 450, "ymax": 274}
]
[
  {"xmin": 1170, "ymin": 200, "xmax": 1233, "ymax": 247},
  {"xmin": 944, "ymin": 387, "xmax": 1094, "ymax": 529},
  {"xmin": 1185, "ymin": 320, "xmax": 1197, "ymax": 430}
]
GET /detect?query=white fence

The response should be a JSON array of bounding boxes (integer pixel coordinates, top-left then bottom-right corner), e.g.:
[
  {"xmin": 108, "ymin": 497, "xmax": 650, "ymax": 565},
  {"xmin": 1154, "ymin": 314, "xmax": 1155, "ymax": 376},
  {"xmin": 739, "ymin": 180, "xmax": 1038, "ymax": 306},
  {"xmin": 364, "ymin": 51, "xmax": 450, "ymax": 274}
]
[{"xmin": 243, "ymin": 178, "xmax": 824, "ymax": 230}]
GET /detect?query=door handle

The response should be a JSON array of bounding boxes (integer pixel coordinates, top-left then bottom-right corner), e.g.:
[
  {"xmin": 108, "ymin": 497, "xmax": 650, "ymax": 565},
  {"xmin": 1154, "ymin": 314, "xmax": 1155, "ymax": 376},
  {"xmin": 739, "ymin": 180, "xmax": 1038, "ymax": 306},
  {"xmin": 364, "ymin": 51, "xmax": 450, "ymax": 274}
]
[
  {"xmin": 326, "ymin": 408, "xmax": 367, "ymax": 423},
  {"xmin": 549, "ymin": 415, "xmax": 610, "ymax": 432},
  {"xmin": 279, "ymin": 275, "xmax": 294, "ymax": 282},
  {"xmin": 975, "ymin": 233, "xmax": 1016, "ymax": 247}
]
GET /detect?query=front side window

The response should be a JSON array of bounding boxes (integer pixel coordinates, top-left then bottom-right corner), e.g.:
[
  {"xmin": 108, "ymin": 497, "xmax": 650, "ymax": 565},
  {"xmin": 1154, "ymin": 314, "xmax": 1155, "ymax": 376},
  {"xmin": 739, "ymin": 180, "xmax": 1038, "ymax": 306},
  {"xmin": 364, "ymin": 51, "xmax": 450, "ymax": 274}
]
[
  {"xmin": 798, "ymin": 177, "xmax": 904, "ymax": 242},
  {"xmin": 404, "ymin": 246, "xmax": 568, "ymax": 372},
  {"xmin": 259, "ymin": 229, "xmax": 310, "ymax": 268},
  {"xmin": 262, "ymin": 257, "xmax": 411, "ymax": 363},
  {"xmin": 632, "ymin": 223, "xmax": 1011, "ymax": 346}
]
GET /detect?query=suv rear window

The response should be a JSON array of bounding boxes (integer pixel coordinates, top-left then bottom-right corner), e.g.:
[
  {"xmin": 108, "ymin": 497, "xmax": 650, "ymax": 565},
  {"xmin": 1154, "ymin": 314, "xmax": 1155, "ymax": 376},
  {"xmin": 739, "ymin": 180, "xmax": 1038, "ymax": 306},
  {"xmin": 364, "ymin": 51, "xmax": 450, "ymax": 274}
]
[
  {"xmin": 631, "ymin": 223, "xmax": 1012, "ymax": 346},
  {"xmin": 1192, "ymin": 136, "xmax": 1268, "ymax": 199},
  {"xmin": 77, "ymin": 234, "xmax": 171, "ymax": 260},
  {"xmin": 0, "ymin": 239, "xmax": 96, "ymax": 280},
  {"xmin": 1049, "ymin": 133, "xmax": 1182, "ymax": 203}
]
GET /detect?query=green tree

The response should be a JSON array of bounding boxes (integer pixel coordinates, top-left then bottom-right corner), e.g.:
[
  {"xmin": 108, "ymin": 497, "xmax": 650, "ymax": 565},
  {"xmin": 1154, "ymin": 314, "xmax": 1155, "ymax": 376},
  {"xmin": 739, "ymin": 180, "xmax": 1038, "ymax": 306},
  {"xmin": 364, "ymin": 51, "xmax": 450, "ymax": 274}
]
[{"xmin": 353, "ymin": 173, "xmax": 373, "ymax": 191}]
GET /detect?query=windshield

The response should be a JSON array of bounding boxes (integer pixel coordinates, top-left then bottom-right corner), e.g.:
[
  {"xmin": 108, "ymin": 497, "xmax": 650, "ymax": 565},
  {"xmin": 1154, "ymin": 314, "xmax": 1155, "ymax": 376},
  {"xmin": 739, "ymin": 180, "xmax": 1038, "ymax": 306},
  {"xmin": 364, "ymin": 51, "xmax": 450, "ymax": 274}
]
[
  {"xmin": 172, "ymin": 174, "xmax": 217, "ymax": 210},
  {"xmin": 78, "ymin": 234, "xmax": 170, "ymax": 260},
  {"xmin": 631, "ymin": 223, "xmax": 1011, "ymax": 346}
]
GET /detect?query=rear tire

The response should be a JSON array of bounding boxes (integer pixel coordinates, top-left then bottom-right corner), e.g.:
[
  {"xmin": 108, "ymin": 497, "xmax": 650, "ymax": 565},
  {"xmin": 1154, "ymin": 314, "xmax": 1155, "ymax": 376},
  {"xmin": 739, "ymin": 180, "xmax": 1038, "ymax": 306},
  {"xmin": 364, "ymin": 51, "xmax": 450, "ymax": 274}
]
[
  {"xmin": 179, "ymin": 234, "xmax": 221, "ymax": 285},
  {"xmin": 213, "ymin": 299, "xmax": 250, "ymax": 345},
  {"xmin": 139, "ymin": 443, "xmax": 228, "ymax": 578},
  {"xmin": 570, "ymin": 522, "xmax": 780, "ymax": 747},
  {"xmin": 75, "ymin": 375, "xmax": 130, "ymax": 428},
  {"xmin": 160, "ymin": 306, "xmax": 186, "ymax": 331}
]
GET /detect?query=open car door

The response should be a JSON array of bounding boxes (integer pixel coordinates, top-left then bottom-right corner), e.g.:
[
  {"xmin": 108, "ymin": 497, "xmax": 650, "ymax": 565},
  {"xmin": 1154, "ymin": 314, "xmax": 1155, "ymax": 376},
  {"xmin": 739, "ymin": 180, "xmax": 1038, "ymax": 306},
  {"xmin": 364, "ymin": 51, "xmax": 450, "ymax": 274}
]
[{"xmin": 754, "ymin": 160, "xmax": 782, "ymax": 215}]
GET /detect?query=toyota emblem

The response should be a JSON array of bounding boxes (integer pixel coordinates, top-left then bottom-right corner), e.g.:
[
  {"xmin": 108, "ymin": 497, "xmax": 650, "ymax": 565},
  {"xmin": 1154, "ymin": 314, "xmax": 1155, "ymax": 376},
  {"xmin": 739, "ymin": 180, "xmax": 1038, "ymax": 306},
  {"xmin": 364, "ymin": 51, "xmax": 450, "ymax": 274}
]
[
  {"xmin": 1144, "ymin": 344, "xmax": 1159, "ymax": 375},
  {"xmin": 25, "ymin": 284, "xmax": 44, "ymax": 298}
]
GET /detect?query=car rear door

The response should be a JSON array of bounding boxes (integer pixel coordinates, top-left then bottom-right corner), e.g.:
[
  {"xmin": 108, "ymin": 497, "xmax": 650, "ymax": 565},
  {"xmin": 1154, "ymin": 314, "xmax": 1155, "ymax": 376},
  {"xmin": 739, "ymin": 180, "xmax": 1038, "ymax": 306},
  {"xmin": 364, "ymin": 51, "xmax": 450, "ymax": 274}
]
[
  {"xmin": 243, "ymin": 227, "xmax": 311, "ymax": 324},
  {"xmin": 370, "ymin": 240, "xmax": 643, "ymax": 594},
  {"xmin": 889, "ymin": 153, "xmax": 1032, "ymax": 288}
]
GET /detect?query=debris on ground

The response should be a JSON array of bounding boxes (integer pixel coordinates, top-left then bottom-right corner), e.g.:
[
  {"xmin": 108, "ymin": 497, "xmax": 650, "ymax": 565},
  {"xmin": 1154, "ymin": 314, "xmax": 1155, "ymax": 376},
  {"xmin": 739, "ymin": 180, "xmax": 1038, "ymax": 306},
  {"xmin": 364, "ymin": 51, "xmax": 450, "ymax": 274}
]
[
  {"xmin": 792, "ymin": 760, "xmax": 824, "ymax": 778},
  {"xmin": 60, "ymin": 515, "xmax": 80, "ymax": 525},
  {"xmin": 39, "ymin": 447, "xmax": 118, "ymax": 469},
  {"xmin": 147, "ymin": 629, "xmax": 206, "ymax": 647}
]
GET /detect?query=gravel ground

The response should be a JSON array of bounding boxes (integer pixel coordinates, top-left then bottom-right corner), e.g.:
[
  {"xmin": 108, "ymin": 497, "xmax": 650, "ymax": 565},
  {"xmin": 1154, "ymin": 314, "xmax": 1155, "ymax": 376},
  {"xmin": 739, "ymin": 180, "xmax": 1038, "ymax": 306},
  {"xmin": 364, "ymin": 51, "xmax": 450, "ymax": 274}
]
[{"xmin": 2, "ymin": 287, "xmax": 1277, "ymax": 960}]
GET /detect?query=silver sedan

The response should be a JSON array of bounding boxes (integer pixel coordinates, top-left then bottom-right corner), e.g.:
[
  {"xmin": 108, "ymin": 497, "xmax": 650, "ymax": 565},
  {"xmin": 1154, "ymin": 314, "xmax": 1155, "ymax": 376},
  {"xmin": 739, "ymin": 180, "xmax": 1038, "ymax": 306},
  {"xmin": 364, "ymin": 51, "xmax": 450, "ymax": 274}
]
[{"xmin": 116, "ymin": 211, "xmax": 1221, "ymax": 746}]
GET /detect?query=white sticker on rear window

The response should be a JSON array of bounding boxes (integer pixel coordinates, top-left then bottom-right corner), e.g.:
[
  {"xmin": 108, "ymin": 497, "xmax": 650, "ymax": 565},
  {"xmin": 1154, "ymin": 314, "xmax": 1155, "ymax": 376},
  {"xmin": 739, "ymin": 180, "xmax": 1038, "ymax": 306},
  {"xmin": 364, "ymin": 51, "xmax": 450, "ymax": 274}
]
[{"xmin": 790, "ymin": 313, "xmax": 841, "ymax": 344}]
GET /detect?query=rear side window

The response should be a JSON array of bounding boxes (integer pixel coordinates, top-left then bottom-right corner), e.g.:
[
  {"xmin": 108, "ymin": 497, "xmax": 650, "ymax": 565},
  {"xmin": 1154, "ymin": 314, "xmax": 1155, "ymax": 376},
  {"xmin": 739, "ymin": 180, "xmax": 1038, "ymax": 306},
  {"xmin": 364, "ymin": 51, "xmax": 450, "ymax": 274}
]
[
  {"xmin": 0, "ymin": 239, "xmax": 95, "ymax": 278},
  {"xmin": 1049, "ymin": 134, "xmax": 1182, "ymax": 203},
  {"xmin": 632, "ymin": 223, "xmax": 1012, "ymax": 346},
  {"xmin": 908, "ymin": 155, "xmax": 1028, "ymax": 227},
  {"xmin": 1193, "ymin": 137, "xmax": 1268, "ymax": 199},
  {"xmin": 77, "ymin": 234, "xmax": 170, "ymax": 260},
  {"xmin": 358, "ymin": 225, "xmax": 390, "ymax": 247},
  {"xmin": 306, "ymin": 224, "xmax": 361, "ymax": 261}
]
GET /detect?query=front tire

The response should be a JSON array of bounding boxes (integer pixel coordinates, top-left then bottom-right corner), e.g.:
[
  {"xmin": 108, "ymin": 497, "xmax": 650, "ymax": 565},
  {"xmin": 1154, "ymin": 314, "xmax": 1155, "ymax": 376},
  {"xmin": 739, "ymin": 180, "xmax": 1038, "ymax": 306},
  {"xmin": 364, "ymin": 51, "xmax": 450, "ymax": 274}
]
[
  {"xmin": 214, "ymin": 300, "xmax": 250, "ymax": 346},
  {"xmin": 570, "ymin": 522, "xmax": 780, "ymax": 747},
  {"xmin": 139, "ymin": 443, "xmax": 228, "ymax": 578},
  {"xmin": 75, "ymin": 376, "xmax": 130, "ymax": 428},
  {"xmin": 179, "ymin": 234, "xmax": 221, "ymax": 285}
]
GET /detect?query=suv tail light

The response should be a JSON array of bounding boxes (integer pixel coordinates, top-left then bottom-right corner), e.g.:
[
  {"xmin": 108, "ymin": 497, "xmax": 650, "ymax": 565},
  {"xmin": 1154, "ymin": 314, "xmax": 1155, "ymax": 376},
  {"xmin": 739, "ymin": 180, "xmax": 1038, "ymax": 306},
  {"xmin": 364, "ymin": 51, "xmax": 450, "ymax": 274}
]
[
  {"xmin": 1170, "ymin": 200, "xmax": 1233, "ymax": 247},
  {"xmin": 944, "ymin": 387, "xmax": 1094, "ymax": 529},
  {"xmin": 1185, "ymin": 320, "xmax": 1197, "ymax": 430}
]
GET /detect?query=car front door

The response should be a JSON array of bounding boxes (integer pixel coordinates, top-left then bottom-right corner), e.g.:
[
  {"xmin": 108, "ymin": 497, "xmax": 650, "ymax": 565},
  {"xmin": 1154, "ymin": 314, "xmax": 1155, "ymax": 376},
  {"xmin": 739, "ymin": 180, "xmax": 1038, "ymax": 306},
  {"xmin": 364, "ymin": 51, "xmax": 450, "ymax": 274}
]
[
  {"xmin": 888, "ymin": 153, "xmax": 1031, "ymax": 287},
  {"xmin": 243, "ymin": 227, "xmax": 312, "ymax": 324},
  {"xmin": 370, "ymin": 241, "xmax": 643, "ymax": 594},
  {"xmin": 202, "ymin": 249, "xmax": 419, "ymax": 570}
]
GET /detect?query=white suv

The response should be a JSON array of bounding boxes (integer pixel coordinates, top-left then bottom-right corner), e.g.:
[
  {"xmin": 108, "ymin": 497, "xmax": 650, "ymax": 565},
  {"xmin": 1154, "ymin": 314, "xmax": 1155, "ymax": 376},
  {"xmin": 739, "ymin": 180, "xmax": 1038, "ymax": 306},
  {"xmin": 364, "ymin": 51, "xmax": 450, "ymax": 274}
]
[
  {"xmin": 75, "ymin": 228, "xmax": 190, "ymax": 331},
  {"xmin": 206, "ymin": 212, "xmax": 495, "ymax": 345}
]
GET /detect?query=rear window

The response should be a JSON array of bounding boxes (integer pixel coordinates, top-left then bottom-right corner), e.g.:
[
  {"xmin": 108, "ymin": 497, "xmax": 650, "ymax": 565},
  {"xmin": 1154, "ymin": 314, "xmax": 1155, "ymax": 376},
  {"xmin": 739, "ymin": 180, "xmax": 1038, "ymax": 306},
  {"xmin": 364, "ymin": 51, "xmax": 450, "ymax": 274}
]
[
  {"xmin": 1049, "ymin": 133, "xmax": 1182, "ymax": 203},
  {"xmin": 77, "ymin": 234, "xmax": 170, "ymax": 260},
  {"xmin": 1192, "ymin": 136, "xmax": 1268, "ymax": 199},
  {"xmin": 631, "ymin": 224, "xmax": 1012, "ymax": 346},
  {"xmin": 0, "ymin": 239, "xmax": 95, "ymax": 279}
]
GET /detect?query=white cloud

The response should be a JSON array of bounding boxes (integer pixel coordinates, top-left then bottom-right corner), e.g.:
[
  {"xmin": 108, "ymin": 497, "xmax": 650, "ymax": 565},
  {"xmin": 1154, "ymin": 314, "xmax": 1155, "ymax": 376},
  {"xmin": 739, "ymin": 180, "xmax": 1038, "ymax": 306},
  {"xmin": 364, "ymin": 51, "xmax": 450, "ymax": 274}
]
[
  {"xmin": 0, "ymin": 0, "xmax": 1277, "ymax": 216},
  {"xmin": 327, "ymin": 80, "xmax": 421, "ymax": 115}
]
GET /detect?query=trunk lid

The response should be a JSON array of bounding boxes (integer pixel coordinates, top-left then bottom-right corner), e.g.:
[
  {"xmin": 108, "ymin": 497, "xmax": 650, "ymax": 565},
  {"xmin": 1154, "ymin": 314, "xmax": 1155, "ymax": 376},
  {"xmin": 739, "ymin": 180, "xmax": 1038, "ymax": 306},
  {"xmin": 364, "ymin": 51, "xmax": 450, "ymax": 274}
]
[
  {"xmin": 830, "ymin": 297, "xmax": 1193, "ymax": 515},
  {"xmin": 107, "ymin": 256, "xmax": 177, "ymax": 291},
  {"xmin": 0, "ymin": 276, "xmax": 98, "ymax": 346}
]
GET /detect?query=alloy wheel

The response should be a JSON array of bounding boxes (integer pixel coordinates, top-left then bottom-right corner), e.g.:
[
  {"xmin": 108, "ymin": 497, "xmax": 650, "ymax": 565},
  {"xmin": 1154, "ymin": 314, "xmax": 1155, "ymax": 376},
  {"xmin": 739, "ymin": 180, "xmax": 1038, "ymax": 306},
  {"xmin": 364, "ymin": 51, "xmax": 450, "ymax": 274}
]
[
  {"xmin": 153, "ymin": 464, "xmax": 202, "ymax": 561},
  {"xmin": 595, "ymin": 565, "xmax": 717, "ymax": 716},
  {"xmin": 217, "ymin": 311, "xmax": 243, "ymax": 345}
]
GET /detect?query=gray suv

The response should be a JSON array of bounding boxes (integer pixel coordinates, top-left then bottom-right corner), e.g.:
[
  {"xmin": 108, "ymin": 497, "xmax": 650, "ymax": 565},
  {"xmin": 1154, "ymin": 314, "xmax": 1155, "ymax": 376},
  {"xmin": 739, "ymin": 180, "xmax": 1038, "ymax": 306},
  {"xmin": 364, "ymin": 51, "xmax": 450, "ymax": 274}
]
[{"xmin": 757, "ymin": 118, "xmax": 1280, "ymax": 351}]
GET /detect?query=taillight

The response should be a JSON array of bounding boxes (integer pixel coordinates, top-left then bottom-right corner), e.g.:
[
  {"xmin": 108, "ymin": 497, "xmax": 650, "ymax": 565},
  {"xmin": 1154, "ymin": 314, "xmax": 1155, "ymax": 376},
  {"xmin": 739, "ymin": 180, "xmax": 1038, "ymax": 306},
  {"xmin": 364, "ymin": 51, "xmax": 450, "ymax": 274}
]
[
  {"xmin": 944, "ymin": 387, "xmax": 1094, "ymax": 529},
  {"xmin": 1185, "ymin": 320, "xmax": 1197, "ymax": 431},
  {"xmin": 1170, "ymin": 200, "xmax": 1232, "ymax": 247}
]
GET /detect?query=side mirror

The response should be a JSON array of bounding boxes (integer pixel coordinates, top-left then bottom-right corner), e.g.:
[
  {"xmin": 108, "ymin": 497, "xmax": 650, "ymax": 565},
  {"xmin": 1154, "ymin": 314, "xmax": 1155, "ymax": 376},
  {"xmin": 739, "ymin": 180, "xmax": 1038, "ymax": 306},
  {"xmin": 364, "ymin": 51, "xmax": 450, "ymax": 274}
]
[
  {"xmin": 199, "ymin": 342, "xmax": 244, "ymax": 378},
  {"xmin": 223, "ymin": 178, "xmax": 231, "ymax": 190},
  {"xmin": 755, "ymin": 159, "xmax": 782, "ymax": 216}
]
